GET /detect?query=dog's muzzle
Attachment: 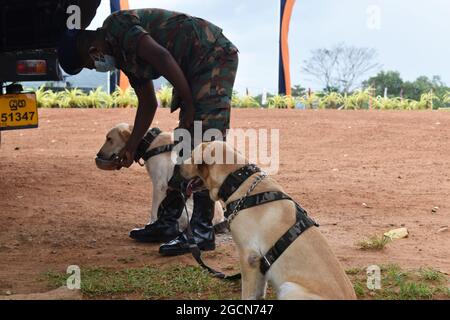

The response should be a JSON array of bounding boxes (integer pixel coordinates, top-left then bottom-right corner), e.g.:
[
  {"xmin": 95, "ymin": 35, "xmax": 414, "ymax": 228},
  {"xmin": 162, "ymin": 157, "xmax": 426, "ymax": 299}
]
[{"xmin": 95, "ymin": 154, "xmax": 122, "ymax": 171}]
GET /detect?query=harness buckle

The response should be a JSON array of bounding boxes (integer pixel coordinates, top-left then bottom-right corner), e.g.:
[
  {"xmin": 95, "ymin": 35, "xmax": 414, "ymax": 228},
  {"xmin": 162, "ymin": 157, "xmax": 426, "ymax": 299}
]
[{"xmin": 263, "ymin": 255, "xmax": 271, "ymax": 268}]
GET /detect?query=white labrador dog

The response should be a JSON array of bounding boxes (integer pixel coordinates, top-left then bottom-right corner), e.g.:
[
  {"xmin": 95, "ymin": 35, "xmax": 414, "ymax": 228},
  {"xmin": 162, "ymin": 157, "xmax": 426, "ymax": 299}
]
[{"xmin": 96, "ymin": 123, "xmax": 224, "ymax": 231}]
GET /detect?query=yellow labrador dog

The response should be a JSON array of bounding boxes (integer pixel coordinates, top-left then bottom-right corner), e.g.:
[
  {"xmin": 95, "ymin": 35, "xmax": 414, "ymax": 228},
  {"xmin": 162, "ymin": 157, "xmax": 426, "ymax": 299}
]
[
  {"xmin": 96, "ymin": 123, "xmax": 224, "ymax": 230},
  {"xmin": 180, "ymin": 141, "xmax": 356, "ymax": 300}
]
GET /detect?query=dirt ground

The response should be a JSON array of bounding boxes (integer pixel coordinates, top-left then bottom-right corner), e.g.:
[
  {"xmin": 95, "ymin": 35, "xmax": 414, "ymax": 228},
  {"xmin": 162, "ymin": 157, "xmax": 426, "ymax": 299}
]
[{"xmin": 0, "ymin": 108, "xmax": 449, "ymax": 297}]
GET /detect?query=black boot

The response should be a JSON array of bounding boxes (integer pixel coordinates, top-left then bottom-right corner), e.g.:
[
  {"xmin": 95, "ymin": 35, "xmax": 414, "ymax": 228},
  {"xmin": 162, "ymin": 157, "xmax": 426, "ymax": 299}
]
[
  {"xmin": 129, "ymin": 190, "xmax": 184, "ymax": 243},
  {"xmin": 159, "ymin": 190, "xmax": 216, "ymax": 256}
]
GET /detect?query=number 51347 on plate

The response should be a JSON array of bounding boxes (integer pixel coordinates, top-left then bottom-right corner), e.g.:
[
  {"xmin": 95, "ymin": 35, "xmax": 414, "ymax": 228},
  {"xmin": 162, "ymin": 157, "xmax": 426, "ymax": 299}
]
[{"xmin": 0, "ymin": 93, "xmax": 38, "ymax": 131}]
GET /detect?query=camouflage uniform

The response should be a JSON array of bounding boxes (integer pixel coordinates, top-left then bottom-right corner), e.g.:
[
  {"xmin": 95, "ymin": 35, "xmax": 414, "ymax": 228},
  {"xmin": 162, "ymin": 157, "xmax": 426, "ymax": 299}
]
[{"xmin": 102, "ymin": 9, "xmax": 239, "ymax": 135}]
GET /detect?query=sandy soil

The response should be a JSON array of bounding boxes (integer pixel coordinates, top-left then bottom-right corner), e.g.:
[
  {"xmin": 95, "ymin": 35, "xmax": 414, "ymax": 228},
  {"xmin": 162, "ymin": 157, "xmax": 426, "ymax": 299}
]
[{"xmin": 0, "ymin": 108, "xmax": 449, "ymax": 297}]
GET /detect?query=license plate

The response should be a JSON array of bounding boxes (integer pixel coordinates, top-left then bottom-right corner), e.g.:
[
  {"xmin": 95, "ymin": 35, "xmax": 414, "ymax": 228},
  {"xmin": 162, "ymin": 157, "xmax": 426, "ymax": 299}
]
[{"xmin": 0, "ymin": 93, "xmax": 38, "ymax": 131}]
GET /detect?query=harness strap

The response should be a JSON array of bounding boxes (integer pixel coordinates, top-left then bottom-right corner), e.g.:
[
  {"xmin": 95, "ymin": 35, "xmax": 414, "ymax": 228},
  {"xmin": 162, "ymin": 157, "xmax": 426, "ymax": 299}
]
[
  {"xmin": 142, "ymin": 144, "xmax": 174, "ymax": 161},
  {"xmin": 134, "ymin": 128, "xmax": 163, "ymax": 162},
  {"xmin": 225, "ymin": 191, "xmax": 292, "ymax": 219},
  {"xmin": 260, "ymin": 203, "xmax": 318, "ymax": 275},
  {"xmin": 214, "ymin": 190, "xmax": 290, "ymax": 233},
  {"xmin": 225, "ymin": 190, "xmax": 318, "ymax": 275},
  {"xmin": 217, "ymin": 164, "xmax": 261, "ymax": 202}
]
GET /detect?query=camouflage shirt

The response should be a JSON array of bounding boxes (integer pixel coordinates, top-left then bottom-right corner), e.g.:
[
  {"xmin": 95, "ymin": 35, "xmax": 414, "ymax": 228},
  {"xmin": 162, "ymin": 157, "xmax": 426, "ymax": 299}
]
[{"xmin": 102, "ymin": 8, "xmax": 225, "ymax": 87}]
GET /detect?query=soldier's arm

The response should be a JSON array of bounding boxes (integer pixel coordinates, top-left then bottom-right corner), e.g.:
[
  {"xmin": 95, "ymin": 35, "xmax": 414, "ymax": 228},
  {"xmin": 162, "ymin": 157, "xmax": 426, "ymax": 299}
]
[
  {"xmin": 136, "ymin": 34, "xmax": 194, "ymax": 128},
  {"xmin": 119, "ymin": 80, "xmax": 158, "ymax": 168}
]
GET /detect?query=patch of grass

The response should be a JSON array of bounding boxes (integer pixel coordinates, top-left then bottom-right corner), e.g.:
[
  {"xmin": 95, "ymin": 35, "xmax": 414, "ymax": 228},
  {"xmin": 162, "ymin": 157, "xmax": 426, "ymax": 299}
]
[
  {"xmin": 353, "ymin": 281, "xmax": 366, "ymax": 298},
  {"xmin": 419, "ymin": 268, "xmax": 445, "ymax": 283},
  {"xmin": 398, "ymin": 282, "xmax": 434, "ymax": 300},
  {"xmin": 42, "ymin": 264, "xmax": 448, "ymax": 300},
  {"xmin": 43, "ymin": 265, "xmax": 242, "ymax": 300},
  {"xmin": 383, "ymin": 264, "xmax": 408, "ymax": 285},
  {"xmin": 346, "ymin": 264, "xmax": 450, "ymax": 300},
  {"xmin": 356, "ymin": 235, "xmax": 391, "ymax": 250},
  {"xmin": 43, "ymin": 271, "xmax": 68, "ymax": 288}
]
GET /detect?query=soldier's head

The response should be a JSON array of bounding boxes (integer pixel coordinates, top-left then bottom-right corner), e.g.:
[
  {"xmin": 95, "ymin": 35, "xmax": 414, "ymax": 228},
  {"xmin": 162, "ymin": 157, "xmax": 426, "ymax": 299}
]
[{"xmin": 58, "ymin": 29, "xmax": 116, "ymax": 75}]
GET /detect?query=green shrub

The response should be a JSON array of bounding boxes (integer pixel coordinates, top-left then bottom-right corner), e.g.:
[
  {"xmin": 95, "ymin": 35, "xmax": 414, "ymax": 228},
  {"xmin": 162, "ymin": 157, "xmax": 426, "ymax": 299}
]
[
  {"xmin": 36, "ymin": 86, "xmax": 60, "ymax": 108},
  {"xmin": 34, "ymin": 87, "xmax": 450, "ymax": 111},
  {"xmin": 269, "ymin": 94, "xmax": 298, "ymax": 109},
  {"xmin": 231, "ymin": 93, "xmax": 261, "ymax": 108},
  {"xmin": 156, "ymin": 85, "xmax": 173, "ymax": 108},
  {"xmin": 417, "ymin": 91, "xmax": 440, "ymax": 110},
  {"xmin": 343, "ymin": 90, "xmax": 371, "ymax": 110},
  {"xmin": 298, "ymin": 93, "xmax": 320, "ymax": 109},
  {"xmin": 319, "ymin": 92, "xmax": 344, "ymax": 109},
  {"xmin": 87, "ymin": 87, "xmax": 113, "ymax": 108},
  {"xmin": 112, "ymin": 87, "xmax": 138, "ymax": 108},
  {"xmin": 268, "ymin": 95, "xmax": 285, "ymax": 109}
]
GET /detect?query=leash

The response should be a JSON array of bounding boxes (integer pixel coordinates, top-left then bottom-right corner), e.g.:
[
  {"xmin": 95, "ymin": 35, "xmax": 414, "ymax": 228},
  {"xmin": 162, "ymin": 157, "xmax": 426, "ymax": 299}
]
[{"xmin": 181, "ymin": 192, "xmax": 241, "ymax": 281}]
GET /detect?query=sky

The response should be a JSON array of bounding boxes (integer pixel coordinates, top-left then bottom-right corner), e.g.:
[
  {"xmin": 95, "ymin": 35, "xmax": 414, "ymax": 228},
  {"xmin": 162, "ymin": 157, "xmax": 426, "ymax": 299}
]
[{"xmin": 73, "ymin": 0, "xmax": 450, "ymax": 95}]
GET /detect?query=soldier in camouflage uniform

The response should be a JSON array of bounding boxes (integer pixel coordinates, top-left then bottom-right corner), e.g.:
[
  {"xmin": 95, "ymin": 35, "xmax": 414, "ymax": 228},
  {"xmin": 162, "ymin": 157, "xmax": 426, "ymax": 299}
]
[{"xmin": 58, "ymin": 8, "xmax": 239, "ymax": 256}]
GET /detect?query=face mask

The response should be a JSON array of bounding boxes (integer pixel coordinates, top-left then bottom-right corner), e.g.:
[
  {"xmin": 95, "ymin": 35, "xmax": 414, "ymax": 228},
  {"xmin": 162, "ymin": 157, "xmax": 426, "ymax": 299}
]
[{"xmin": 93, "ymin": 54, "xmax": 116, "ymax": 72}]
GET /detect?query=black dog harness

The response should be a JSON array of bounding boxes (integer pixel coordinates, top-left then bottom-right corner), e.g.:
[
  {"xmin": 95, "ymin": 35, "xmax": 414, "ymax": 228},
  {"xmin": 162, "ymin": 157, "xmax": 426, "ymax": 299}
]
[
  {"xmin": 219, "ymin": 165, "xmax": 318, "ymax": 275},
  {"xmin": 191, "ymin": 164, "xmax": 318, "ymax": 279},
  {"xmin": 134, "ymin": 128, "xmax": 174, "ymax": 163}
]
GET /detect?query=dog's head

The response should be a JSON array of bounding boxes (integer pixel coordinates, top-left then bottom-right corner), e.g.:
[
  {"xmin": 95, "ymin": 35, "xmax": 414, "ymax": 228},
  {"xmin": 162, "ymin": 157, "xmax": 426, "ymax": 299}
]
[
  {"xmin": 96, "ymin": 123, "xmax": 133, "ymax": 170},
  {"xmin": 180, "ymin": 141, "xmax": 248, "ymax": 201}
]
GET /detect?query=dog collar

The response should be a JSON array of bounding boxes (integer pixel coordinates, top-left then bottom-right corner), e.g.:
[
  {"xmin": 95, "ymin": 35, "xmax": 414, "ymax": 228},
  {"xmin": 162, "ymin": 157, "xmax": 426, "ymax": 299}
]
[
  {"xmin": 217, "ymin": 164, "xmax": 262, "ymax": 202},
  {"xmin": 134, "ymin": 128, "xmax": 175, "ymax": 163}
]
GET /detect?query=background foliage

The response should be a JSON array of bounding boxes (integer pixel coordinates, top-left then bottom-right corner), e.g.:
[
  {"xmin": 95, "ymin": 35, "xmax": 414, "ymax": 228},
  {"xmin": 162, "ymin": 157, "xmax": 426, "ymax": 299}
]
[{"xmin": 35, "ymin": 75, "xmax": 450, "ymax": 111}]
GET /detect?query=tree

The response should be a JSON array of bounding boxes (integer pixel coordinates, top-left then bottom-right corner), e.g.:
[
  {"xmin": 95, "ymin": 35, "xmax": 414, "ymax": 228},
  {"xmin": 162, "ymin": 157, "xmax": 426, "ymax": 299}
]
[
  {"xmin": 291, "ymin": 85, "xmax": 306, "ymax": 97},
  {"xmin": 403, "ymin": 75, "xmax": 447, "ymax": 102},
  {"xmin": 362, "ymin": 71, "xmax": 404, "ymax": 97},
  {"xmin": 302, "ymin": 43, "xmax": 380, "ymax": 93}
]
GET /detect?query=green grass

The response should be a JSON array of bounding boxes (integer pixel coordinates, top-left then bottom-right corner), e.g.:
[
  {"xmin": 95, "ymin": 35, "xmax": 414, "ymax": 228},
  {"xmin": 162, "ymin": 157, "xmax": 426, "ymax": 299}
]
[
  {"xmin": 398, "ymin": 282, "xmax": 434, "ymax": 300},
  {"xmin": 346, "ymin": 264, "xmax": 450, "ymax": 300},
  {"xmin": 41, "ymin": 264, "xmax": 449, "ymax": 300},
  {"xmin": 43, "ymin": 265, "xmax": 243, "ymax": 300},
  {"xmin": 356, "ymin": 235, "xmax": 391, "ymax": 251},
  {"xmin": 353, "ymin": 281, "xmax": 366, "ymax": 298},
  {"xmin": 419, "ymin": 268, "xmax": 446, "ymax": 282}
]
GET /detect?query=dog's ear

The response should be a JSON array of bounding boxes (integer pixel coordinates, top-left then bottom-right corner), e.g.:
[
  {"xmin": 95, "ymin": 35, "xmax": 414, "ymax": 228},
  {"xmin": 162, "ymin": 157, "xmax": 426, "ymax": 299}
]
[{"xmin": 118, "ymin": 124, "xmax": 133, "ymax": 142}]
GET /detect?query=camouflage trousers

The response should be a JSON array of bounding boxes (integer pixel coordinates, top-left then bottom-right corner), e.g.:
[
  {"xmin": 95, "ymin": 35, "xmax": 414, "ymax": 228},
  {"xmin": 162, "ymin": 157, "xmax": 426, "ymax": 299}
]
[
  {"xmin": 168, "ymin": 36, "xmax": 238, "ymax": 189},
  {"xmin": 187, "ymin": 34, "xmax": 239, "ymax": 136}
]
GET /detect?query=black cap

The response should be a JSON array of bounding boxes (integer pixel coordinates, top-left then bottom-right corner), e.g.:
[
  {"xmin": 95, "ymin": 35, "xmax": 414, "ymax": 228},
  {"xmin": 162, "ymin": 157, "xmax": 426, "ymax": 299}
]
[{"xmin": 58, "ymin": 29, "xmax": 83, "ymax": 75}]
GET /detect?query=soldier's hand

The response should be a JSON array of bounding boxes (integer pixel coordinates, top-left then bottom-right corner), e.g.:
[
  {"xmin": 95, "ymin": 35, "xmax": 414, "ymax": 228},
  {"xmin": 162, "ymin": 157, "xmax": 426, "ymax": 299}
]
[
  {"xmin": 179, "ymin": 104, "xmax": 194, "ymax": 129},
  {"xmin": 117, "ymin": 147, "xmax": 134, "ymax": 169}
]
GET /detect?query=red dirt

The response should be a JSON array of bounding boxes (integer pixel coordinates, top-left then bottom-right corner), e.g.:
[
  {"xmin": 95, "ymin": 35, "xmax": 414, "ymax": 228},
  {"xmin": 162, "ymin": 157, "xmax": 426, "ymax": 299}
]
[{"xmin": 0, "ymin": 108, "xmax": 449, "ymax": 296}]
